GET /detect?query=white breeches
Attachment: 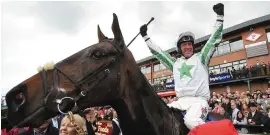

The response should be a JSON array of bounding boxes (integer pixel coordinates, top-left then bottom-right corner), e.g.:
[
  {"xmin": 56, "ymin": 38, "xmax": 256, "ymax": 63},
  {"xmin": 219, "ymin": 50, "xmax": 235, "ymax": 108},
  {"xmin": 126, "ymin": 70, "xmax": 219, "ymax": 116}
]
[{"xmin": 167, "ymin": 97, "xmax": 209, "ymax": 130}]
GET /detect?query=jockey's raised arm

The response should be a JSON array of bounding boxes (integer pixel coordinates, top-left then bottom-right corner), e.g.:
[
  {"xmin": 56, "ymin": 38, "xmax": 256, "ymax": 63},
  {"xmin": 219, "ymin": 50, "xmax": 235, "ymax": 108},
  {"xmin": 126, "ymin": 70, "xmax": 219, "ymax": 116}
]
[
  {"xmin": 199, "ymin": 4, "xmax": 224, "ymax": 66},
  {"xmin": 140, "ymin": 29, "xmax": 176, "ymax": 71}
]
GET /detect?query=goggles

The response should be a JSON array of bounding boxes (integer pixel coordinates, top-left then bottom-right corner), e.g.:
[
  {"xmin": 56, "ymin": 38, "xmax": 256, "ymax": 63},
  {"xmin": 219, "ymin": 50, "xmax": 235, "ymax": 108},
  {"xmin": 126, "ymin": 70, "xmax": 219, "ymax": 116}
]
[{"xmin": 178, "ymin": 36, "xmax": 194, "ymax": 43}]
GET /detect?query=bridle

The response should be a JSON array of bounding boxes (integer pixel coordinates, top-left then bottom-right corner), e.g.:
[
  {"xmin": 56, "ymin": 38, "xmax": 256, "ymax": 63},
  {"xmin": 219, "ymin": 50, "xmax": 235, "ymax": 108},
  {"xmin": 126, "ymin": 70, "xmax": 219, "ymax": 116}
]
[{"xmin": 41, "ymin": 39, "xmax": 124, "ymax": 114}]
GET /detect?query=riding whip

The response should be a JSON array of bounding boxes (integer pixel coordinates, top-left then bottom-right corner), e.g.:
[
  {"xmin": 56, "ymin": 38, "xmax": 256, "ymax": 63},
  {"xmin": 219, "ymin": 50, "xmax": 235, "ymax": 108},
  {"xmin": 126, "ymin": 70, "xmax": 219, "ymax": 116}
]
[{"xmin": 127, "ymin": 17, "xmax": 155, "ymax": 47}]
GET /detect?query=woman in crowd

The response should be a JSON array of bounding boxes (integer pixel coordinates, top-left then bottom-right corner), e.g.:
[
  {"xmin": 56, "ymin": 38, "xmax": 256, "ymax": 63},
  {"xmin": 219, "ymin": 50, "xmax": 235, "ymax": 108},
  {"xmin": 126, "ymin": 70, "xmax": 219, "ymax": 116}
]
[
  {"xmin": 233, "ymin": 111, "xmax": 248, "ymax": 134},
  {"xmin": 59, "ymin": 114, "xmax": 87, "ymax": 135},
  {"xmin": 235, "ymin": 98, "xmax": 242, "ymax": 111},
  {"xmin": 212, "ymin": 101, "xmax": 222, "ymax": 113},
  {"xmin": 84, "ymin": 108, "xmax": 98, "ymax": 135},
  {"xmin": 242, "ymin": 103, "xmax": 250, "ymax": 117}
]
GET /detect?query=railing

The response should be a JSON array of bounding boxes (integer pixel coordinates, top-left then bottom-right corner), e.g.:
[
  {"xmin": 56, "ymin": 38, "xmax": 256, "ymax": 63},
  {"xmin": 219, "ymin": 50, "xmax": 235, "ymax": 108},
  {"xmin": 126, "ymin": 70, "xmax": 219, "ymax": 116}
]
[
  {"xmin": 153, "ymin": 66, "xmax": 270, "ymax": 92},
  {"xmin": 234, "ymin": 124, "xmax": 265, "ymax": 134},
  {"xmin": 209, "ymin": 66, "xmax": 270, "ymax": 84}
]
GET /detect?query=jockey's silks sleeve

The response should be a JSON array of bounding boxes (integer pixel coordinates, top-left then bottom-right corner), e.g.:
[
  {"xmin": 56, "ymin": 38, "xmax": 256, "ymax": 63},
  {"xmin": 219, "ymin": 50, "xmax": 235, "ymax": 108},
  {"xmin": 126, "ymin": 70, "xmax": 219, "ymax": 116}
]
[
  {"xmin": 199, "ymin": 15, "xmax": 224, "ymax": 66},
  {"xmin": 142, "ymin": 36, "xmax": 176, "ymax": 71}
]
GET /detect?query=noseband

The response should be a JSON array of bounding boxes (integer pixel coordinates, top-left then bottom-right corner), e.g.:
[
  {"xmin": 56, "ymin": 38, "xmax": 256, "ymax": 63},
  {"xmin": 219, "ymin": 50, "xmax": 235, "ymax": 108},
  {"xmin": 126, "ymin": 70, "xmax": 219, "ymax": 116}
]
[{"xmin": 41, "ymin": 39, "xmax": 124, "ymax": 114}]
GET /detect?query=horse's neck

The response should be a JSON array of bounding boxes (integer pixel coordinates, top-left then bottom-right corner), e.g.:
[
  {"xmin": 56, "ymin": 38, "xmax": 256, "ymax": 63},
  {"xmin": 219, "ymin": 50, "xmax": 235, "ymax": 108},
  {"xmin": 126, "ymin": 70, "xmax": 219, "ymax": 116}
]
[{"xmin": 111, "ymin": 71, "xmax": 179, "ymax": 135}]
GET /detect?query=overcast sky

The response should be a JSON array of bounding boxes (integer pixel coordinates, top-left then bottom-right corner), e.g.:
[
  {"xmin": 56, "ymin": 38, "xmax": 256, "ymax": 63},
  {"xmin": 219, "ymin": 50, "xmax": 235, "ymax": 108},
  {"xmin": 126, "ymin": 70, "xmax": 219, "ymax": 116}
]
[{"xmin": 1, "ymin": 1, "xmax": 270, "ymax": 96}]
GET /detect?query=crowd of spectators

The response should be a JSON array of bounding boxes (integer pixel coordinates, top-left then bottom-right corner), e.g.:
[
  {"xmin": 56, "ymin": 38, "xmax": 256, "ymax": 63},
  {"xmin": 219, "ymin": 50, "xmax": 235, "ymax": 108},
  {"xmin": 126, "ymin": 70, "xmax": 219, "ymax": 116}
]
[
  {"xmin": 159, "ymin": 87, "xmax": 270, "ymax": 134},
  {"xmin": 208, "ymin": 88, "xmax": 270, "ymax": 134},
  {"xmin": 2, "ymin": 106, "xmax": 122, "ymax": 135}
]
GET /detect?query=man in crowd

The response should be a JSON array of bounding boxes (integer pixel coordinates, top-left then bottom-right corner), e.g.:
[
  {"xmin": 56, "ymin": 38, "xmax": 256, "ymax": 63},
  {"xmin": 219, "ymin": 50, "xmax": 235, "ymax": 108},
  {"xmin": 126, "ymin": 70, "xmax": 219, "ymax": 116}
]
[
  {"xmin": 247, "ymin": 103, "xmax": 263, "ymax": 133},
  {"xmin": 222, "ymin": 97, "xmax": 232, "ymax": 115}
]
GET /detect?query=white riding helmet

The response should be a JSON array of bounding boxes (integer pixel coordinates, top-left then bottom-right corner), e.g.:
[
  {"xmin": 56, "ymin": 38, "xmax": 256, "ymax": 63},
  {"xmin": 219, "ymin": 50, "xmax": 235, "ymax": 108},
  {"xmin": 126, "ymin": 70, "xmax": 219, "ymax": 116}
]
[{"xmin": 175, "ymin": 31, "xmax": 195, "ymax": 52}]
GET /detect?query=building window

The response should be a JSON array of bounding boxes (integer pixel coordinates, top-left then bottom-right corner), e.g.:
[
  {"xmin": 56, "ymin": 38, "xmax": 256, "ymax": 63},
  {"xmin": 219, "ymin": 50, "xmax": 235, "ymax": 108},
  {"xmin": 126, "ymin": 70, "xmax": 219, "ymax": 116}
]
[
  {"xmin": 208, "ymin": 59, "xmax": 246, "ymax": 75},
  {"xmin": 239, "ymin": 60, "xmax": 247, "ymax": 64},
  {"xmin": 230, "ymin": 39, "xmax": 243, "ymax": 52},
  {"xmin": 266, "ymin": 29, "xmax": 270, "ymax": 42},
  {"xmin": 140, "ymin": 67, "xmax": 146, "ymax": 74},
  {"xmin": 213, "ymin": 47, "xmax": 218, "ymax": 57},
  {"xmin": 217, "ymin": 41, "xmax": 230, "ymax": 55},
  {"xmin": 212, "ymin": 37, "xmax": 243, "ymax": 57},
  {"xmin": 160, "ymin": 63, "xmax": 167, "ymax": 70},
  {"xmin": 145, "ymin": 66, "xmax": 151, "ymax": 74},
  {"xmin": 154, "ymin": 63, "xmax": 160, "ymax": 72}
]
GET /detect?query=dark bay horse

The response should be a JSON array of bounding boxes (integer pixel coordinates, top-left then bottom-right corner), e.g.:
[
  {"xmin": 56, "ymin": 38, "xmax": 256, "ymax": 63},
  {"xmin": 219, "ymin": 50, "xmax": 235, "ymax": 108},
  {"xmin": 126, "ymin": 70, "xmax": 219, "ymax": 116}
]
[{"xmin": 5, "ymin": 14, "xmax": 223, "ymax": 135}]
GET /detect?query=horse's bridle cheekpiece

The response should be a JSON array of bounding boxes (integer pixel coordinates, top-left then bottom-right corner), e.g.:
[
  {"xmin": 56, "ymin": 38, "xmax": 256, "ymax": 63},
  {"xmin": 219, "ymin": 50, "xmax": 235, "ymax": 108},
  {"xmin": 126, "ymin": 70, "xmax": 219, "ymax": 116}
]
[{"xmin": 40, "ymin": 39, "xmax": 124, "ymax": 115}]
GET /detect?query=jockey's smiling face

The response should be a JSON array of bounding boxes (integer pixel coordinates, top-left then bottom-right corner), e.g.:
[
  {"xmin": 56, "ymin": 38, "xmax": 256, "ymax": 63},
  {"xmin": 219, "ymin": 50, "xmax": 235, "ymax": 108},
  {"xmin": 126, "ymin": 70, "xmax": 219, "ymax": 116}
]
[{"xmin": 179, "ymin": 41, "xmax": 194, "ymax": 58}]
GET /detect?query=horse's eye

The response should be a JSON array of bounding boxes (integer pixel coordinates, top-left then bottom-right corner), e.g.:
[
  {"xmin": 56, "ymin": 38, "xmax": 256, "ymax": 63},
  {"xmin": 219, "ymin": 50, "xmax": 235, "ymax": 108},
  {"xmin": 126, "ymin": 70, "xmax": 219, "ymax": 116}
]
[{"xmin": 92, "ymin": 50, "xmax": 104, "ymax": 59}]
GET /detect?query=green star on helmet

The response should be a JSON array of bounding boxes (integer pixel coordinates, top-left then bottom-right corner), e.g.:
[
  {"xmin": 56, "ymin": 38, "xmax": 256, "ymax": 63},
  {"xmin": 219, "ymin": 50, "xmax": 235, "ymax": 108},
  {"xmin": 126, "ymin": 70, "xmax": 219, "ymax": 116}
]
[{"xmin": 178, "ymin": 63, "xmax": 194, "ymax": 79}]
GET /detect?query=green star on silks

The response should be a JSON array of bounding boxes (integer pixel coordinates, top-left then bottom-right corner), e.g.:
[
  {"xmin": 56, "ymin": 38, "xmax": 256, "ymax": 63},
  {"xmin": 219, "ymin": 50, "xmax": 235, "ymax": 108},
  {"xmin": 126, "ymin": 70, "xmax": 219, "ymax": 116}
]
[{"xmin": 178, "ymin": 63, "xmax": 194, "ymax": 79}]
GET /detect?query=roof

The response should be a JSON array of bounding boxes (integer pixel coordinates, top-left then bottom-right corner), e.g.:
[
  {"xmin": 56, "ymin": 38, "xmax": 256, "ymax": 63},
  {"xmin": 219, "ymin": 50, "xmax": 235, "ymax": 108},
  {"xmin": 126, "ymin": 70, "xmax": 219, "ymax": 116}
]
[{"xmin": 136, "ymin": 14, "xmax": 270, "ymax": 64}]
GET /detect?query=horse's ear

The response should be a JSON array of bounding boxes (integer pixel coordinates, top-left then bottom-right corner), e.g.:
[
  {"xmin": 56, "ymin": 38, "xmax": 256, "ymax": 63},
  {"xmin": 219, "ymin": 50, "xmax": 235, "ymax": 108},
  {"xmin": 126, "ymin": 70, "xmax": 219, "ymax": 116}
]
[
  {"xmin": 98, "ymin": 25, "xmax": 106, "ymax": 42},
  {"xmin": 112, "ymin": 13, "xmax": 125, "ymax": 45}
]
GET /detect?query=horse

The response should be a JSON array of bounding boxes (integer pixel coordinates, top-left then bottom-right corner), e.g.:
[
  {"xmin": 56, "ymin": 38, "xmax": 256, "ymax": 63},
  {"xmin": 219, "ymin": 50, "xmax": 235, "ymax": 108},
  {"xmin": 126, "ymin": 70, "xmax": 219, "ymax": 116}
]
[{"xmin": 5, "ymin": 13, "xmax": 225, "ymax": 135}]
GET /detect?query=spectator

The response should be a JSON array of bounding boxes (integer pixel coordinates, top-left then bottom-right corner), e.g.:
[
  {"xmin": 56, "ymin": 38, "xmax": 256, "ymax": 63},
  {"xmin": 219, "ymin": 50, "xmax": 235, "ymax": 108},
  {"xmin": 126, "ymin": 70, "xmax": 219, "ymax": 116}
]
[
  {"xmin": 212, "ymin": 101, "xmax": 221, "ymax": 113},
  {"xmin": 235, "ymin": 91, "xmax": 240, "ymax": 99},
  {"xmin": 112, "ymin": 110, "xmax": 122, "ymax": 135},
  {"xmin": 231, "ymin": 67, "xmax": 236, "ymax": 79},
  {"xmin": 262, "ymin": 62, "xmax": 267, "ymax": 76},
  {"xmin": 227, "ymin": 92, "xmax": 232, "ymax": 99},
  {"xmin": 233, "ymin": 111, "xmax": 248, "ymax": 134},
  {"xmin": 230, "ymin": 99, "xmax": 236, "ymax": 104},
  {"xmin": 209, "ymin": 96, "xmax": 218, "ymax": 109},
  {"xmin": 231, "ymin": 102, "xmax": 240, "ymax": 121},
  {"xmin": 84, "ymin": 108, "xmax": 97, "ymax": 135},
  {"xmin": 241, "ymin": 92, "xmax": 250, "ymax": 105},
  {"xmin": 260, "ymin": 93, "xmax": 270, "ymax": 113},
  {"xmin": 256, "ymin": 60, "xmax": 261, "ymax": 76},
  {"xmin": 247, "ymin": 103, "xmax": 263, "ymax": 133},
  {"xmin": 247, "ymin": 103, "xmax": 263, "ymax": 125},
  {"xmin": 223, "ymin": 91, "xmax": 227, "ymax": 98},
  {"xmin": 212, "ymin": 92, "xmax": 217, "ymax": 97},
  {"xmin": 266, "ymin": 88, "xmax": 270, "ymax": 97},
  {"xmin": 256, "ymin": 90, "xmax": 262, "ymax": 94},
  {"xmin": 60, "ymin": 114, "xmax": 87, "ymax": 135},
  {"xmin": 219, "ymin": 107, "xmax": 231, "ymax": 120},
  {"xmin": 256, "ymin": 93, "xmax": 262, "ymax": 105},
  {"xmin": 222, "ymin": 97, "xmax": 232, "ymax": 115},
  {"xmin": 262, "ymin": 106, "xmax": 270, "ymax": 133},
  {"xmin": 244, "ymin": 65, "xmax": 250, "ymax": 78},
  {"xmin": 249, "ymin": 98, "xmax": 256, "ymax": 106},
  {"xmin": 239, "ymin": 101, "xmax": 249, "ymax": 116},
  {"xmin": 51, "ymin": 116, "xmax": 61, "ymax": 129},
  {"xmin": 250, "ymin": 65, "xmax": 256, "ymax": 77}
]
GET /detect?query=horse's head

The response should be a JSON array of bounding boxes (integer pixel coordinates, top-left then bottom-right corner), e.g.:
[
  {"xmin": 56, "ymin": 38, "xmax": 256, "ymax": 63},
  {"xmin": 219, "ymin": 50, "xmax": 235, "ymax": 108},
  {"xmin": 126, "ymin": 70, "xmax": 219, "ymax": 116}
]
[{"xmin": 6, "ymin": 13, "xmax": 138, "ymax": 128}]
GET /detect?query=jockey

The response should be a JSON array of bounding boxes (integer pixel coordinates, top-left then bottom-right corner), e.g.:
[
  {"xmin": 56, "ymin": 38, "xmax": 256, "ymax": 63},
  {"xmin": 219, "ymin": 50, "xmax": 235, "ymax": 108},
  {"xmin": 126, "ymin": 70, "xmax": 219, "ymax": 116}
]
[{"xmin": 140, "ymin": 3, "xmax": 224, "ymax": 130}]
